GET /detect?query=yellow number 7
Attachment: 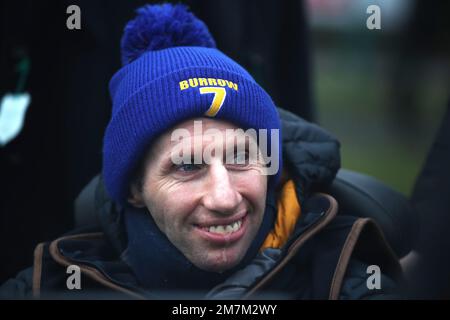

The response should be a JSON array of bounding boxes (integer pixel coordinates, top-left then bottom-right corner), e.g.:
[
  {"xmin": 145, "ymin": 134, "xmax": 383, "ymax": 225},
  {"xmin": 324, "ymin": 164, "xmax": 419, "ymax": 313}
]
[{"xmin": 200, "ymin": 87, "xmax": 227, "ymax": 117}]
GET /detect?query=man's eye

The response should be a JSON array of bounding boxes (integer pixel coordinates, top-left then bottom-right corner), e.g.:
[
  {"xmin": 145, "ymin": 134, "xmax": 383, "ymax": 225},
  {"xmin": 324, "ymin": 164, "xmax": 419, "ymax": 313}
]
[
  {"xmin": 176, "ymin": 163, "xmax": 202, "ymax": 172},
  {"xmin": 234, "ymin": 151, "xmax": 249, "ymax": 165}
]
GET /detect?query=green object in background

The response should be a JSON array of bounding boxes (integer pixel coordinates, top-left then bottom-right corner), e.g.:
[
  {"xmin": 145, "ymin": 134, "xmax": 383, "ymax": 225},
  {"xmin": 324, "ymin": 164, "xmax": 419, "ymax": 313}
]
[{"xmin": 15, "ymin": 57, "xmax": 30, "ymax": 94}]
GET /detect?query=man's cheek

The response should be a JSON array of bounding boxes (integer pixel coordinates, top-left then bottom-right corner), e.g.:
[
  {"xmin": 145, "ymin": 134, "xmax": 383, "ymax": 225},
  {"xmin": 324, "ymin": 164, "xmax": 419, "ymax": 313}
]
[{"xmin": 163, "ymin": 219, "xmax": 190, "ymax": 244}]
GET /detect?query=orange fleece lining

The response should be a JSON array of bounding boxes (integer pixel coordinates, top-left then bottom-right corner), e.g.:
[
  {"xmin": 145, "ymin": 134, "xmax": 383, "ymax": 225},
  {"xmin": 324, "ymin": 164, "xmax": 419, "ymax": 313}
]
[{"xmin": 261, "ymin": 180, "xmax": 302, "ymax": 250}]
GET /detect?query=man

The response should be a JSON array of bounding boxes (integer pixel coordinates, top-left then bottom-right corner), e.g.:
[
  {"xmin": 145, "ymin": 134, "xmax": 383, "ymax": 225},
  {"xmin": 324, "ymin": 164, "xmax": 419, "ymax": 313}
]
[{"xmin": 1, "ymin": 3, "xmax": 402, "ymax": 299}]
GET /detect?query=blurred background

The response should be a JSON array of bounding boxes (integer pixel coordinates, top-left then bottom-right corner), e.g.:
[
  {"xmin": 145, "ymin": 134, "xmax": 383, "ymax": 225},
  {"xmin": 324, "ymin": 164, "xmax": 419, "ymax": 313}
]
[
  {"xmin": 309, "ymin": 0, "xmax": 449, "ymax": 195},
  {"xmin": 1, "ymin": 0, "xmax": 449, "ymax": 297}
]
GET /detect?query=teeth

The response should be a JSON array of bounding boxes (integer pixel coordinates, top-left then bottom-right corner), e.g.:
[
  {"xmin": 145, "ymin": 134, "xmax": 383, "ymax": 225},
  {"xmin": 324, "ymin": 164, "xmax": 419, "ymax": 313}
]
[{"xmin": 207, "ymin": 219, "xmax": 243, "ymax": 235}]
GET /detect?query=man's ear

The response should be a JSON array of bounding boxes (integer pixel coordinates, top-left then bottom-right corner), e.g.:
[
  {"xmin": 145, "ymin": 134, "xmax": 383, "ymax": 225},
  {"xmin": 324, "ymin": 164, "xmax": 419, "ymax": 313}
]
[{"xmin": 127, "ymin": 183, "xmax": 146, "ymax": 208}]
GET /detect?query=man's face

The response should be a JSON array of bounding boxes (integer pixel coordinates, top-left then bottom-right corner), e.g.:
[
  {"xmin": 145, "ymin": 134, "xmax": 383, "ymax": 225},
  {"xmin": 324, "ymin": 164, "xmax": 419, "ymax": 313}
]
[{"xmin": 129, "ymin": 118, "xmax": 268, "ymax": 273}]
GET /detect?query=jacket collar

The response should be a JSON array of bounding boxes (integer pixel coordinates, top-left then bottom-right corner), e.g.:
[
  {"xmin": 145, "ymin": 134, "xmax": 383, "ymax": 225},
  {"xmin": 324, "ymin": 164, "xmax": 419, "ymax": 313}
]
[
  {"xmin": 48, "ymin": 192, "xmax": 338, "ymax": 299},
  {"xmin": 243, "ymin": 193, "xmax": 338, "ymax": 298}
]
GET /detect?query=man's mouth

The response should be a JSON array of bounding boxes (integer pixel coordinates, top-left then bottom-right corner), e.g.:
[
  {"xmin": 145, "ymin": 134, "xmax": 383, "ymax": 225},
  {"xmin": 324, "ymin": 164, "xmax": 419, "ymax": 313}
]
[
  {"xmin": 194, "ymin": 212, "xmax": 248, "ymax": 243},
  {"xmin": 200, "ymin": 219, "xmax": 243, "ymax": 235}
]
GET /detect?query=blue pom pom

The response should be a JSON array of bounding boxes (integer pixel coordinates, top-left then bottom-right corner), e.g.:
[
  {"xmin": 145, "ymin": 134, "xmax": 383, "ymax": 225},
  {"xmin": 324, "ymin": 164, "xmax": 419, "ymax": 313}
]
[{"xmin": 120, "ymin": 3, "xmax": 216, "ymax": 66}]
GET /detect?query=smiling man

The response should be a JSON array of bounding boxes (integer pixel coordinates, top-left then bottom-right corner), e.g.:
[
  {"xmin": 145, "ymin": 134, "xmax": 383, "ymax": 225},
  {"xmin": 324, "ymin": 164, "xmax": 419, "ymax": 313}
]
[
  {"xmin": 1, "ymin": 4, "xmax": 403, "ymax": 300},
  {"xmin": 127, "ymin": 118, "xmax": 269, "ymax": 274}
]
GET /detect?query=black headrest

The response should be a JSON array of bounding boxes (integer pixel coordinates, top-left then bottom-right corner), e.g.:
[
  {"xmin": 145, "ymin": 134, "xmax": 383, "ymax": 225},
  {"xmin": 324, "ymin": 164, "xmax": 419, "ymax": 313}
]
[{"xmin": 324, "ymin": 169, "xmax": 418, "ymax": 258}]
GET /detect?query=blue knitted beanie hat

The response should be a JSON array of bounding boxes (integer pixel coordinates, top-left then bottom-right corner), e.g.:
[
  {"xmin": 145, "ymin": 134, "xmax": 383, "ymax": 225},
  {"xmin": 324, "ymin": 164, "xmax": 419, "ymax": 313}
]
[{"xmin": 103, "ymin": 3, "xmax": 282, "ymax": 204}]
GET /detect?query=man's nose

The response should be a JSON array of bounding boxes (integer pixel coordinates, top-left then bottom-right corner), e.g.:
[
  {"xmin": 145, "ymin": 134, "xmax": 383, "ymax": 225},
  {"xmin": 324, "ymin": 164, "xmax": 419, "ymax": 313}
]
[{"xmin": 201, "ymin": 163, "xmax": 242, "ymax": 214}]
